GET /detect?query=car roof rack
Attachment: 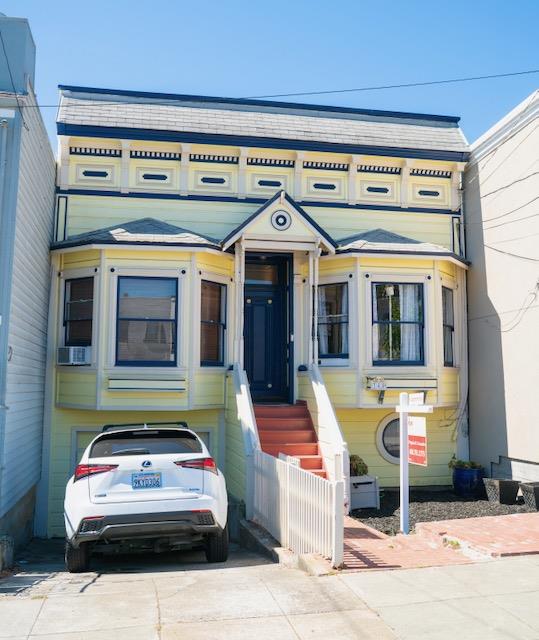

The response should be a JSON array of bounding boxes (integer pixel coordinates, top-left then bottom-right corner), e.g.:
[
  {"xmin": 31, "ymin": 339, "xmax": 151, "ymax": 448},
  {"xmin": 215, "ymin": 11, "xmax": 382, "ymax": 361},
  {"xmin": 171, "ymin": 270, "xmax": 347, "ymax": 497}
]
[{"xmin": 101, "ymin": 421, "xmax": 189, "ymax": 433}]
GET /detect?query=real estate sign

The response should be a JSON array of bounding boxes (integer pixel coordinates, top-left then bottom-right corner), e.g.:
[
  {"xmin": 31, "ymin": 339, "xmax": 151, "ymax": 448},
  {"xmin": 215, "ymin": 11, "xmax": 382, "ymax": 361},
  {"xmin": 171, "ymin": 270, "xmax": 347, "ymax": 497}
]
[{"xmin": 408, "ymin": 416, "xmax": 427, "ymax": 466}]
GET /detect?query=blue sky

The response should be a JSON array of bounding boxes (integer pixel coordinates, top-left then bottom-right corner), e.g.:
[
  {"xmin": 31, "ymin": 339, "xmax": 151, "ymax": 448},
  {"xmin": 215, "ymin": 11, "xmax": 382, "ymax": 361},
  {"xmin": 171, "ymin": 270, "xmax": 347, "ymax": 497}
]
[{"xmin": 4, "ymin": 0, "xmax": 539, "ymax": 145}]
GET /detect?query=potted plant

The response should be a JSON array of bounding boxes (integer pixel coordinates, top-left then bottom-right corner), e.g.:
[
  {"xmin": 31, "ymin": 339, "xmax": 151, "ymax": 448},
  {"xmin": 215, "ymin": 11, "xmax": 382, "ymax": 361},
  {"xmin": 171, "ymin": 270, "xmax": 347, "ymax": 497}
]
[
  {"xmin": 519, "ymin": 482, "xmax": 539, "ymax": 511},
  {"xmin": 448, "ymin": 455, "xmax": 485, "ymax": 497},
  {"xmin": 349, "ymin": 455, "xmax": 380, "ymax": 510},
  {"xmin": 483, "ymin": 477, "xmax": 520, "ymax": 505}
]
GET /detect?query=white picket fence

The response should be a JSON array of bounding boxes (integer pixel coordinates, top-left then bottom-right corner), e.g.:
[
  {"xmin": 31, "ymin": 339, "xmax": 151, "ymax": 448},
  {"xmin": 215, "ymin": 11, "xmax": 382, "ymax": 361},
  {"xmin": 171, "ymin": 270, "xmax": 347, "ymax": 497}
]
[{"xmin": 252, "ymin": 448, "xmax": 344, "ymax": 567}]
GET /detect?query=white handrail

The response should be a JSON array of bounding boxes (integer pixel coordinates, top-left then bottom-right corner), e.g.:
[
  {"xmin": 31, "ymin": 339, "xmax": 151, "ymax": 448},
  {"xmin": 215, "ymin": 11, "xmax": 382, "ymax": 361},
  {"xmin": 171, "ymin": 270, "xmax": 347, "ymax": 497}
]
[
  {"xmin": 230, "ymin": 363, "xmax": 259, "ymax": 518},
  {"xmin": 298, "ymin": 363, "xmax": 350, "ymax": 512},
  {"xmin": 253, "ymin": 449, "xmax": 344, "ymax": 567}
]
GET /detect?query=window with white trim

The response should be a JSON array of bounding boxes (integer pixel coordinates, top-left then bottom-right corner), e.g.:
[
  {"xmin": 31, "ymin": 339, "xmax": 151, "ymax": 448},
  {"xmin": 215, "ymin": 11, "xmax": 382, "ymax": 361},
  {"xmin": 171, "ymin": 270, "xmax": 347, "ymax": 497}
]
[
  {"xmin": 116, "ymin": 276, "xmax": 177, "ymax": 366},
  {"xmin": 64, "ymin": 277, "xmax": 94, "ymax": 346},
  {"xmin": 372, "ymin": 282, "xmax": 424, "ymax": 365},
  {"xmin": 317, "ymin": 283, "xmax": 349, "ymax": 359},
  {"xmin": 376, "ymin": 415, "xmax": 400, "ymax": 464},
  {"xmin": 442, "ymin": 286, "xmax": 455, "ymax": 366},
  {"xmin": 200, "ymin": 280, "xmax": 226, "ymax": 366}
]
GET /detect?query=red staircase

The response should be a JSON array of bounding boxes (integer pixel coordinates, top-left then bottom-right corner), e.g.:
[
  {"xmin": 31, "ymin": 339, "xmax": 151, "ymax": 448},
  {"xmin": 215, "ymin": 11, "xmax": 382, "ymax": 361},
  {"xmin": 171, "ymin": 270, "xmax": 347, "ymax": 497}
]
[{"xmin": 254, "ymin": 401, "xmax": 327, "ymax": 478}]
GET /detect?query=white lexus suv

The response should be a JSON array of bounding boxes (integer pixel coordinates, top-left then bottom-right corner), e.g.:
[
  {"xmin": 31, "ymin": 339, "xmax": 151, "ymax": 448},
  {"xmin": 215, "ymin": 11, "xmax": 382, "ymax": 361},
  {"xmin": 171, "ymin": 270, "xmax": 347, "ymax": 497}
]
[{"xmin": 64, "ymin": 422, "xmax": 228, "ymax": 572}]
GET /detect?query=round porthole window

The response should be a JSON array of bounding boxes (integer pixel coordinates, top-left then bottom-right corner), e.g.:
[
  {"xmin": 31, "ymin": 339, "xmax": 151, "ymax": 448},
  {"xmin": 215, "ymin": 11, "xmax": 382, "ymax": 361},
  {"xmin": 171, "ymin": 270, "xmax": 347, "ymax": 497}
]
[
  {"xmin": 271, "ymin": 209, "xmax": 292, "ymax": 231},
  {"xmin": 376, "ymin": 415, "xmax": 400, "ymax": 464}
]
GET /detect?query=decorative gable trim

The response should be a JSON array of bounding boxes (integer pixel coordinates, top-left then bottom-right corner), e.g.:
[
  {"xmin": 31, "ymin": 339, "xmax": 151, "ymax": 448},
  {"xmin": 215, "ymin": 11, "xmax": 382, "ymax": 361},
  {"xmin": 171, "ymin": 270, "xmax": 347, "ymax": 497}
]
[
  {"xmin": 70, "ymin": 146, "xmax": 121, "ymax": 157},
  {"xmin": 221, "ymin": 190, "xmax": 337, "ymax": 252},
  {"xmin": 410, "ymin": 168, "xmax": 452, "ymax": 178},
  {"xmin": 247, "ymin": 158, "xmax": 295, "ymax": 167},
  {"xmin": 358, "ymin": 164, "xmax": 401, "ymax": 174},
  {"xmin": 303, "ymin": 161, "xmax": 348, "ymax": 171},
  {"xmin": 190, "ymin": 153, "xmax": 239, "ymax": 164},
  {"xmin": 130, "ymin": 150, "xmax": 181, "ymax": 160}
]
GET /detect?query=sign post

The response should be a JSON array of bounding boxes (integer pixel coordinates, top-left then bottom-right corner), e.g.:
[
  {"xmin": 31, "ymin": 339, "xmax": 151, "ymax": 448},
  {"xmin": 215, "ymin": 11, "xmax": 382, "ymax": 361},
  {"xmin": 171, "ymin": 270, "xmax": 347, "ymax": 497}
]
[{"xmin": 396, "ymin": 392, "xmax": 433, "ymax": 534}]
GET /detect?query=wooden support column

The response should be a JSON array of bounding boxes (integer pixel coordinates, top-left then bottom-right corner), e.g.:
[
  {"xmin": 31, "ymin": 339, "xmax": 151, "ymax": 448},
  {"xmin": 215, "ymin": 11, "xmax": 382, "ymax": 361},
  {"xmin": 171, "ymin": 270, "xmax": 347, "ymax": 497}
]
[
  {"xmin": 179, "ymin": 143, "xmax": 191, "ymax": 196},
  {"xmin": 234, "ymin": 241, "xmax": 246, "ymax": 367},
  {"xmin": 293, "ymin": 152, "xmax": 304, "ymax": 200},
  {"xmin": 400, "ymin": 159, "xmax": 412, "ymax": 208},
  {"xmin": 312, "ymin": 241, "xmax": 321, "ymax": 364},
  {"xmin": 348, "ymin": 154, "xmax": 361, "ymax": 205},
  {"xmin": 58, "ymin": 138, "xmax": 70, "ymax": 191},
  {"xmin": 120, "ymin": 140, "xmax": 130, "ymax": 194},
  {"xmin": 238, "ymin": 147, "xmax": 248, "ymax": 199},
  {"xmin": 451, "ymin": 163, "xmax": 466, "ymax": 211},
  {"xmin": 307, "ymin": 251, "xmax": 314, "ymax": 365}
]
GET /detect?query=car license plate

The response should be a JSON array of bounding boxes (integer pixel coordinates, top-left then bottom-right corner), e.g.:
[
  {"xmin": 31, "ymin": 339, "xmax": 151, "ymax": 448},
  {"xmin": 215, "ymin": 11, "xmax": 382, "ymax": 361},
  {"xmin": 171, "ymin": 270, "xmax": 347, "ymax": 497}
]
[{"xmin": 131, "ymin": 472, "xmax": 162, "ymax": 490}]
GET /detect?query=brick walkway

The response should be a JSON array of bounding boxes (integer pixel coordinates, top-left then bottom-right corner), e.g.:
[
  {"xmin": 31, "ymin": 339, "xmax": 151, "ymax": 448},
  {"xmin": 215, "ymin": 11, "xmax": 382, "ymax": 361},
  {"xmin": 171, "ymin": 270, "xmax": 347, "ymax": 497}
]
[
  {"xmin": 343, "ymin": 512, "xmax": 539, "ymax": 571},
  {"xmin": 416, "ymin": 512, "xmax": 539, "ymax": 558},
  {"xmin": 343, "ymin": 517, "xmax": 470, "ymax": 571}
]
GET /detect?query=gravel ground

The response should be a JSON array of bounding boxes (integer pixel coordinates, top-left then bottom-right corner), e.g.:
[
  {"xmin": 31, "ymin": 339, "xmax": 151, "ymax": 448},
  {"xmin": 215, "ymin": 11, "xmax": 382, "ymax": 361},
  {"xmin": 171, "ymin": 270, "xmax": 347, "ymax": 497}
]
[{"xmin": 352, "ymin": 489, "xmax": 534, "ymax": 536}]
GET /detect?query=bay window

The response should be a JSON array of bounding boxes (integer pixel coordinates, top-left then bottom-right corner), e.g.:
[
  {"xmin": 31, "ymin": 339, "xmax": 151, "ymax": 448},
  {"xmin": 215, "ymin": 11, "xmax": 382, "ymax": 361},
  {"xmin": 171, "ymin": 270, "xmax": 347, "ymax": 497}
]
[
  {"xmin": 116, "ymin": 276, "xmax": 177, "ymax": 366},
  {"xmin": 64, "ymin": 277, "xmax": 94, "ymax": 346},
  {"xmin": 442, "ymin": 286, "xmax": 455, "ymax": 366},
  {"xmin": 201, "ymin": 280, "xmax": 226, "ymax": 366},
  {"xmin": 318, "ymin": 283, "xmax": 349, "ymax": 359},
  {"xmin": 372, "ymin": 282, "xmax": 424, "ymax": 365}
]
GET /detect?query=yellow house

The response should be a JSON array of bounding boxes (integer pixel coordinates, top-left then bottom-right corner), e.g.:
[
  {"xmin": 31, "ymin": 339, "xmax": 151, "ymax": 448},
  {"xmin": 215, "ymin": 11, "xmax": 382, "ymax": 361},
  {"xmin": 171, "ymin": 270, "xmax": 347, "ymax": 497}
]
[{"xmin": 36, "ymin": 86, "xmax": 470, "ymax": 537}]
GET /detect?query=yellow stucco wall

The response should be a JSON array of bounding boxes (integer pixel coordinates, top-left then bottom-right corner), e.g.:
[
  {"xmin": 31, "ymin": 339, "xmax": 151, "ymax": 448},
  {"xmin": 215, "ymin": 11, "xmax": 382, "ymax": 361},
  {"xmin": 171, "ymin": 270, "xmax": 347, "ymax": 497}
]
[{"xmin": 338, "ymin": 407, "xmax": 456, "ymax": 487}]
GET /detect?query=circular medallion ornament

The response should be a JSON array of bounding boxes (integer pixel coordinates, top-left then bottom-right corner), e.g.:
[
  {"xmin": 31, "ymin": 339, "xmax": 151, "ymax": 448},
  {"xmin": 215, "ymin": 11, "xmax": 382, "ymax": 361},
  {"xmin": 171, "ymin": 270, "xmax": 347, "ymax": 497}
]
[{"xmin": 271, "ymin": 210, "xmax": 292, "ymax": 231}]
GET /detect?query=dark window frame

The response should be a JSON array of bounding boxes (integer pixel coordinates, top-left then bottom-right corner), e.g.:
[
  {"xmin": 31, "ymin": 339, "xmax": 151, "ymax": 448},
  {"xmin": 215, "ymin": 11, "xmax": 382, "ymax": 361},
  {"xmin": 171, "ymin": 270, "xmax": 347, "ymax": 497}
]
[
  {"xmin": 372, "ymin": 282, "xmax": 425, "ymax": 366},
  {"xmin": 317, "ymin": 282, "xmax": 349, "ymax": 360},
  {"xmin": 115, "ymin": 276, "xmax": 178, "ymax": 367},
  {"xmin": 200, "ymin": 280, "xmax": 227, "ymax": 367},
  {"xmin": 64, "ymin": 277, "xmax": 94, "ymax": 347},
  {"xmin": 442, "ymin": 286, "xmax": 455, "ymax": 367}
]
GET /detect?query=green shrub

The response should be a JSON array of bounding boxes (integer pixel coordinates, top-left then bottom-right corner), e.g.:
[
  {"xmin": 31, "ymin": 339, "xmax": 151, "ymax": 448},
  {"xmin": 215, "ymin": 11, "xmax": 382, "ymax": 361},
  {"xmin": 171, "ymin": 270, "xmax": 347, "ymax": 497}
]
[
  {"xmin": 448, "ymin": 454, "xmax": 483, "ymax": 470},
  {"xmin": 350, "ymin": 455, "xmax": 368, "ymax": 476}
]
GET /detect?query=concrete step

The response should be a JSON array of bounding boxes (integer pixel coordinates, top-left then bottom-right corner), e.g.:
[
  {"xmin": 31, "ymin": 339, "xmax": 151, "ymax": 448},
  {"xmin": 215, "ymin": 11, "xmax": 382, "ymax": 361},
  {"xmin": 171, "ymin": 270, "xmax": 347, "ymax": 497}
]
[
  {"xmin": 262, "ymin": 443, "xmax": 320, "ymax": 457},
  {"xmin": 254, "ymin": 404, "xmax": 308, "ymax": 418},
  {"xmin": 256, "ymin": 417, "xmax": 311, "ymax": 430},
  {"xmin": 297, "ymin": 455, "xmax": 324, "ymax": 470},
  {"xmin": 259, "ymin": 429, "xmax": 317, "ymax": 443}
]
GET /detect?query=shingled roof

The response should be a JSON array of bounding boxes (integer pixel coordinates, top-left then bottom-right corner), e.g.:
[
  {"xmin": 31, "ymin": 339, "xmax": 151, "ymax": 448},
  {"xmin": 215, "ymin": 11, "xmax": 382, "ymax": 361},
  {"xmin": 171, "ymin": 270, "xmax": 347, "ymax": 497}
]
[
  {"xmin": 51, "ymin": 218, "xmax": 220, "ymax": 250},
  {"xmin": 57, "ymin": 86, "xmax": 469, "ymax": 159},
  {"xmin": 336, "ymin": 228, "xmax": 468, "ymax": 264}
]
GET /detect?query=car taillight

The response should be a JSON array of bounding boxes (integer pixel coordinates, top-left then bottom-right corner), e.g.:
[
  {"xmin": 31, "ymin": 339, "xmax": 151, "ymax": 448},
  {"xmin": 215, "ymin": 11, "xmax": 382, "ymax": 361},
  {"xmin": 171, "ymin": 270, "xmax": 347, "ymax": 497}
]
[
  {"xmin": 74, "ymin": 463, "xmax": 118, "ymax": 482},
  {"xmin": 175, "ymin": 457, "xmax": 218, "ymax": 474}
]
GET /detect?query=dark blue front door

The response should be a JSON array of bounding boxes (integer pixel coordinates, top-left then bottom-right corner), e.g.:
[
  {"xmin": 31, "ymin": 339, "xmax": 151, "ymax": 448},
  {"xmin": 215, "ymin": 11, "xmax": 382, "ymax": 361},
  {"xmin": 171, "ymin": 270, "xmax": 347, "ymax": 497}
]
[{"xmin": 244, "ymin": 254, "xmax": 290, "ymax": 402}]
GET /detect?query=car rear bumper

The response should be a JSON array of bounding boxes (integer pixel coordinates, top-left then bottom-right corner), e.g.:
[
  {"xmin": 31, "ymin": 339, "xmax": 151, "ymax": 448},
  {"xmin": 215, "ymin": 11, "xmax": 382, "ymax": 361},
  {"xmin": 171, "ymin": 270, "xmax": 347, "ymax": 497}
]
[{"xmin": 70, "ymin": 510, "xmax": 221, "ymax": 547}]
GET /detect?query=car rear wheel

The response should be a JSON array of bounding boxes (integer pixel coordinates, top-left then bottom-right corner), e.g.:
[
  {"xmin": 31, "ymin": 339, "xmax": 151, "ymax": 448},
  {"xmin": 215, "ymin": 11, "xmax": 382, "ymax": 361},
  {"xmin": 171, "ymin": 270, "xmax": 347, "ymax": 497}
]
[
  {"xmin": 205, "ymin": 524, "xmax": 229, "ymax": 563},
  {"xmin": 65, "ymin": 542, "xmax": 90, "ymax": 573}
]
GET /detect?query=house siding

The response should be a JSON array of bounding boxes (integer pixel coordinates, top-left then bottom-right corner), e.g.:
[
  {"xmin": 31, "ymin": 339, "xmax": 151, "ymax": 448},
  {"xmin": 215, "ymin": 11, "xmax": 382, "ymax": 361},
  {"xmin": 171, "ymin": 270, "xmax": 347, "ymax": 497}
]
[
  {"xmin": 1, "ymin": 87, "xmax": 55, "ymax": 526},
  {"xmin": 465, "ymin": 91, "xmax": 539, "ymax": 480}
]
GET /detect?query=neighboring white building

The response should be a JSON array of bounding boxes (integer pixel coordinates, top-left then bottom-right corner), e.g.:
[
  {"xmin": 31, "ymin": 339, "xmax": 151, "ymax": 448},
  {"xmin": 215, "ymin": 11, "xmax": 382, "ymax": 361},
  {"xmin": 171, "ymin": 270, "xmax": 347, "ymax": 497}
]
[
  {"xmin": 465, "ymin": 90, "xmax": 539, "ymax": 481},
  {"xmin": 0, "ymin": 15, "xmax": 55, "ymax": 546}
]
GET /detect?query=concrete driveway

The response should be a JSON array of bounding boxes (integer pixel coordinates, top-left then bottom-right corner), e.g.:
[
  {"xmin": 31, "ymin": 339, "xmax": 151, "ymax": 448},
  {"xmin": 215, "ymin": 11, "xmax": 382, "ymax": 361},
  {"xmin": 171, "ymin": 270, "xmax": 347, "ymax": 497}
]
[{"xmin": 0, "ymin": 540, "xmax": 395, "ymax": 640}]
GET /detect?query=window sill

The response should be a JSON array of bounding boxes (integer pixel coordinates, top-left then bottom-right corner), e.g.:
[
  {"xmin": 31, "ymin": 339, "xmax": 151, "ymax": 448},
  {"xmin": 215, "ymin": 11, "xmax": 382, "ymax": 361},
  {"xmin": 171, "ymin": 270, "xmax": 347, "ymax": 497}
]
[{"xmin": 318, "ymin": 359, "xmax": 351, "ymax": 368}]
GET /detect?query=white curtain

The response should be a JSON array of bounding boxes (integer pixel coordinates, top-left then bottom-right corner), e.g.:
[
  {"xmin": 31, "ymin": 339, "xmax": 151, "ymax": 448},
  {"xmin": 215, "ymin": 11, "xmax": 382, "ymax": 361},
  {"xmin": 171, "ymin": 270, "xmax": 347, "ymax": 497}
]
[
  {"xmin": 372, "ymin": 287, "xmax": 380, "ymax": 360},
  {"xmin": 317, "ymin": 286, "xmax": 328, "ymax": 355},
  {"xmin": 400, "ymin": 284, "xmax": 421, "ymax": 361}
]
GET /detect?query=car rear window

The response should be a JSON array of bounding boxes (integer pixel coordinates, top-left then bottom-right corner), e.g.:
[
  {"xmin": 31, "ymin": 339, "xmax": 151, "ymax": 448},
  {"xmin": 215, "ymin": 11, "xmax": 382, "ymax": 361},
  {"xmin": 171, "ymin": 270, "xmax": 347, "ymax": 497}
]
[{"xmin": 90, "ymin": 430, "xmax": 203, "ymax": 458}]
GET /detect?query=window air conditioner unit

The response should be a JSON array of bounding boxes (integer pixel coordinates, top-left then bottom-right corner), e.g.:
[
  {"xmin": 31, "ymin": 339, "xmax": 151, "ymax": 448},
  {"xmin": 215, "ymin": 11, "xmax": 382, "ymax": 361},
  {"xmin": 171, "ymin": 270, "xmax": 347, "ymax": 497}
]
[{"xmin": 57, "ymin": 346, "xmax": 92, "ymax": 366}]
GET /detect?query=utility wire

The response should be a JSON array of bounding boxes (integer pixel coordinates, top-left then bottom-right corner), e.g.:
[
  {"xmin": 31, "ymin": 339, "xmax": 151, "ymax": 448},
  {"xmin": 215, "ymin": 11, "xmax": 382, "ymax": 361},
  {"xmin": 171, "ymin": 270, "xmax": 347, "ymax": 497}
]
[
  {"xmin": 484, "ymin": 244, "xmax": 539, "ymax": 262},
  {"xmin": 0, "ymin": 27, "xmax": 29, "ymax": 131},
  {"xmin": 480, "ymin": 171, "xmax": 539, "ymax": 199},
  {"xmin": 468, "ymin": 303, "xmax": 539, "ymax": 322},
  {"xmin": 4, "ymin": 68, "xmax": 539, "ymax": 109},
  {"xmin": 483, "ymin": 209, "xmax": 539, "ymax": 231},
  {"xmin": 244, "ymin": 69, "xmax": 539, "ymax": 100}
]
